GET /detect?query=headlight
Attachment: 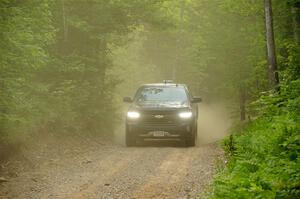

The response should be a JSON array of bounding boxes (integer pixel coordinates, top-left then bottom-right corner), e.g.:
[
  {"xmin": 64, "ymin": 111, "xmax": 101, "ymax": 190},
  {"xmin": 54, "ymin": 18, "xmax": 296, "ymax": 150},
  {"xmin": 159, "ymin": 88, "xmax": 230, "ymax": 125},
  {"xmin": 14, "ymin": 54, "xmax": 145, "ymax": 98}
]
[
  {"xmin": 179, "ymin": 111, "xmax": 192, "ymax": 119},
  {"xmin": 127, "ymin": 111, "xmax": 140, "ymax": 119}
]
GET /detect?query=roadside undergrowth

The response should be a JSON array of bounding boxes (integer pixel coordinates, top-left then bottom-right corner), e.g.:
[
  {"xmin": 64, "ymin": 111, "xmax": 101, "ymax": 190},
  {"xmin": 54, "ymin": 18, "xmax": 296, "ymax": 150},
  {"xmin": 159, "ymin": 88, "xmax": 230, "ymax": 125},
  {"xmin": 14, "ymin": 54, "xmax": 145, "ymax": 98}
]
[{"xmin": 206, "ymin": 79, "xmax": 300, "ymax": 198}]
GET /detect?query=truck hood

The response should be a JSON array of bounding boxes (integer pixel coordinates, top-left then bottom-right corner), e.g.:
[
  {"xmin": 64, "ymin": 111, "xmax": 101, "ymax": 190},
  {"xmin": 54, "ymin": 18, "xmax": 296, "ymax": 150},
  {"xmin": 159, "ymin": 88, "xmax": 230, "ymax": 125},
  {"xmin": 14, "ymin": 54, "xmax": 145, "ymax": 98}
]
[{"xmin": 131, "ymin": 102, "xmax": 190, "ymax": 110}]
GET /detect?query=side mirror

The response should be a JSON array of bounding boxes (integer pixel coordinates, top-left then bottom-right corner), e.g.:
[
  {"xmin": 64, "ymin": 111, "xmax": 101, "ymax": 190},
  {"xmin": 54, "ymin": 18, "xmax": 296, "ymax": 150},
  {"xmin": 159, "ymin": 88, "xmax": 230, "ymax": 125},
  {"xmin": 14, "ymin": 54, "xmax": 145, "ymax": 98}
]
[
  {"xmin": 192, "ymin": 97, "xmax": 202, "ymax": 103},
  {"xmin": 123, "ymin": 97, "xmax": 133, "ymax": 103}
]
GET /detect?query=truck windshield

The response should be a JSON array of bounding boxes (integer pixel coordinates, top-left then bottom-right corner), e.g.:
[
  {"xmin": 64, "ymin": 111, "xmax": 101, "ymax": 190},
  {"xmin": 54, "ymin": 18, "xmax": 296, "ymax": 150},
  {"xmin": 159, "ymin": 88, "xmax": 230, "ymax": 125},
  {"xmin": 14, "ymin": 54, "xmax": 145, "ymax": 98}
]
[{"xmin": 135, "ymin": 86, "xmax": 188, "ymax": 105}]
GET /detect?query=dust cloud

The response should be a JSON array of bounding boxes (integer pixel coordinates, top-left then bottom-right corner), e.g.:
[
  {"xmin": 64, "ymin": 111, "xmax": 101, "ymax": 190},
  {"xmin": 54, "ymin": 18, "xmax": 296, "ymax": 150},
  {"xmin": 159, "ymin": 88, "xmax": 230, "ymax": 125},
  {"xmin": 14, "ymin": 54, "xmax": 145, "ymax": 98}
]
[
  {"xmin": 197, "ymin": 103, "xmax": 232, "ymax": 144},
  {"xmin": 113, "ymin": 118, "xmax": 126, "ymax": 146}
]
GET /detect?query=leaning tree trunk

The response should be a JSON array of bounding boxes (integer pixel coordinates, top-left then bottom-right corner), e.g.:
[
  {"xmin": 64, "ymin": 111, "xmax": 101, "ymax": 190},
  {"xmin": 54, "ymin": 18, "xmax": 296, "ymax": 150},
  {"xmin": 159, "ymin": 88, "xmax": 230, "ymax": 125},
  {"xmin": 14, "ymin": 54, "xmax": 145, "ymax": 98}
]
[
  {"xmin": 291, "ymin": 4, "xmax": 300, "ymax": 44},
  {"xmin": 239, "ymin": 83, "xmax": 246, "ymax": 121},
  {"xmin": 264, "ymin": 0, "xmax": 279, "ymax": 90}
]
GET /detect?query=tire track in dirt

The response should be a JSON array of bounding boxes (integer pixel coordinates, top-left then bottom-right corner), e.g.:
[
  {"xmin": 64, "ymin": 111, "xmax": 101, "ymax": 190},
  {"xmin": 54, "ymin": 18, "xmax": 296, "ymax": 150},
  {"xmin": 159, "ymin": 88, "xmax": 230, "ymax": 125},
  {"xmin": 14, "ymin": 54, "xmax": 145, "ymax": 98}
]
[
  {"xmin": 57, "ymin": 144, "xmax": 221, "ymax": 199},
  {"xmin": 60, "ymin": 148, "xmax": 144, "ymax": 199},
  {"xmin": 1, "ymin": 142, "xmax": 222, "ymax": 199},
  {"xmin": 131, "ymin": 148, "xmax": 193, "ymax": 199},
  {"xmin": 91, "ymin": 147, "xmax": 184, "ymax": 199}
]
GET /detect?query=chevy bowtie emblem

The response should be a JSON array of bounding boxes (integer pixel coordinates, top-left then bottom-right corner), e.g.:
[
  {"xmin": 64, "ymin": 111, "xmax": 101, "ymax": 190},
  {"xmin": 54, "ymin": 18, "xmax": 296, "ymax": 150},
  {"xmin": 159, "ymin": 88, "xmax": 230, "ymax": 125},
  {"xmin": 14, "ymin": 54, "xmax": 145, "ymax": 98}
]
[{"xmin": 154, "ymin": 115, "xmax": 164, "ymax": 119}]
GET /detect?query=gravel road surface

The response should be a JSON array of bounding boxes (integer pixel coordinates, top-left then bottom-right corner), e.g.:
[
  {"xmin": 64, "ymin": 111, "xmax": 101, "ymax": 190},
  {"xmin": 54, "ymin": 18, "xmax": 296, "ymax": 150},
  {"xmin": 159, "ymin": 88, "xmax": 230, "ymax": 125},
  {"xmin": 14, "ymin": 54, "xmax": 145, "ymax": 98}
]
[
  {"xmin": 0, "ymin": 105, "xmax": 228, "ymax": 199},
  {"xmin": 0, "ymin": 140, "xmax": 222, "ymax": 199}
]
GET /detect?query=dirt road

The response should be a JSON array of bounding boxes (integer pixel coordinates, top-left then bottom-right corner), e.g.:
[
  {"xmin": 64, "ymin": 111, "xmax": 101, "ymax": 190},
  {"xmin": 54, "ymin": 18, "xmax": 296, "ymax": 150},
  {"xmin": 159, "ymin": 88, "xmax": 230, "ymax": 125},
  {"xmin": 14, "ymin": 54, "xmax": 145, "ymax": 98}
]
[
  {"xmin": 0, "ymin": 105, "xmax": 228, "ymax": 199},
  {"xmin": 0, "ymin": 139, "xmax": 222, "ymax": 199}
]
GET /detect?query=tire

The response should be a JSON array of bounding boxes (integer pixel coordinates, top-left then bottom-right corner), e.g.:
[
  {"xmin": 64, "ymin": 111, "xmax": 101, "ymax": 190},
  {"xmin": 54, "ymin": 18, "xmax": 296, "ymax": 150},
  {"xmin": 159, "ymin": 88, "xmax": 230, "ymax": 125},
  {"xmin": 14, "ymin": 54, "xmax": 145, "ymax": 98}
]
[
  {"xmin": 186, "ymin": 135, "xmax": 196, "ymax": 147},
  {"xmin": 194, "ymin": 122, "xmax": 198, "ymax": 141},
  {"xmin": 125, "ymin": 126, "xmax": 136, "ymax": 147},
  {"xmin": 186, "ymin": 124, "xmax": 197, "ymax": 147}
]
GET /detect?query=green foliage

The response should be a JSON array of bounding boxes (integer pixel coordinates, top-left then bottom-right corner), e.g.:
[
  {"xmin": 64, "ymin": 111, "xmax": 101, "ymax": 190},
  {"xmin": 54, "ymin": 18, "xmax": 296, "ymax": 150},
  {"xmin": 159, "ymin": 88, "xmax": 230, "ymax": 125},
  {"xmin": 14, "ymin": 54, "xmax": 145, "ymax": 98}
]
[
  {"xmin": 209, "ymin": 80, "xmax": 300, "ymax": 198},
  {"xmin": 0, "ymin": 0, "xmax": 172, "ymax": 138},
  {"xmin": 0, "ymin": 0, "xmax": 55, "ymax": 137},
  {"xmin": 206, "ymin": 0, "xmax": 300, "ymax": 197}
]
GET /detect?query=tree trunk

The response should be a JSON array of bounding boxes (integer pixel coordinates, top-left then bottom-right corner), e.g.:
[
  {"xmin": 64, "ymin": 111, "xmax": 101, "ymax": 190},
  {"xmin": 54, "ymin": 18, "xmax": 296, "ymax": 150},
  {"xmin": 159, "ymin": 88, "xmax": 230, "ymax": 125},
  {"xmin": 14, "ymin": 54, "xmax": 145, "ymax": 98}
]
[
  {"xmin": 172, "ymin": 0, "xmax": 185, "ymax": 81},
  {"xmin": 291, "ymin": 6, "xmax": 299, "ymax": 43},
  {"xmin": 264, "ymin": 0, "xmax": 279, "ymax": 90},
  {"xmin": 62, "ymin": 0, "xmax": 68, "ymax": 43},
  {"xmin": 239, "ymin": 84, "xmax": 246, "ymax": 121}
]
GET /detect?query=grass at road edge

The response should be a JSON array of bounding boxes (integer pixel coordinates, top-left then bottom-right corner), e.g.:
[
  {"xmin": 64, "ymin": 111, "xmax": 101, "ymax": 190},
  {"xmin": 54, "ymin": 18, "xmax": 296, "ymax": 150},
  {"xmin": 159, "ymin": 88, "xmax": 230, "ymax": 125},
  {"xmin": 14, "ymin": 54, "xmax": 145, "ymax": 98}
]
[{"xmin": 204, "ymin": 82, "xmax": 300, "ymax": 198}]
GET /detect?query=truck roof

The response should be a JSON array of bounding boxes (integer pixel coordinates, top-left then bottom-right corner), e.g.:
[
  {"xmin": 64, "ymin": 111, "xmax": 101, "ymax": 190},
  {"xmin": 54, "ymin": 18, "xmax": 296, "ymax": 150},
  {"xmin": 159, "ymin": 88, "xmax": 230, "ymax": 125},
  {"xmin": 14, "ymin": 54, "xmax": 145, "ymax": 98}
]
[{"xmin": 141, "ymin": 83, "xmax": 186, "ymax": 87}]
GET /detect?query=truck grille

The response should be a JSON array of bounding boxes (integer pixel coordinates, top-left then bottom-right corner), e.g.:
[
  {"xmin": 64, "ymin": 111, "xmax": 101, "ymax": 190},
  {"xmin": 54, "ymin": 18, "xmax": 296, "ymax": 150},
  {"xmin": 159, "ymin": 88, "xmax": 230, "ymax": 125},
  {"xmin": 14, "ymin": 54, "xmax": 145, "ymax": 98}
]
[{"xmin": 140, "ymin": 110, "xmax": 178, "ymax": 127}]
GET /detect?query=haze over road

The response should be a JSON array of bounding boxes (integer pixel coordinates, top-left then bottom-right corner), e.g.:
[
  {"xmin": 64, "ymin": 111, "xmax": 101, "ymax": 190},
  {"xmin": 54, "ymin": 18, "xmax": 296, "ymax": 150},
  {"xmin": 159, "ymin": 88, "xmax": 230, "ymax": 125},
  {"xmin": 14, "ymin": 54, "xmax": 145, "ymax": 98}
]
[
  {"xmin": 0, "ymin": 105, "xmax": 227, "ymax": 199},
  {"xmin": 0, "ymin": 142, "xmax": 222, "ymax": 199}
]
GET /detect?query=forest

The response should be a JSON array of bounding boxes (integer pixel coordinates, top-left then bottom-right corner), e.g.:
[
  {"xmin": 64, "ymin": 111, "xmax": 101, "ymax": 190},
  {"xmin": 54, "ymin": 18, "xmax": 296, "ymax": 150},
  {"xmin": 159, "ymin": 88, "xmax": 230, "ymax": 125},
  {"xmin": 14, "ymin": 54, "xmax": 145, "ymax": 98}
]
[{"xmin": 0, "ymin": 0, "xmax": 300, "ymax": 198}]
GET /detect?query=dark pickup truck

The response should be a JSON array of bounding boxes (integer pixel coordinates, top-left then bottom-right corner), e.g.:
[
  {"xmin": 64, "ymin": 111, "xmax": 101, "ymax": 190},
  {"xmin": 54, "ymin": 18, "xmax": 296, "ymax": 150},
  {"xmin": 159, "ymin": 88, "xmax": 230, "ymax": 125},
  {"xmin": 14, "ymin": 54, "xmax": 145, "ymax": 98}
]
[{"xmin": 123, "ymin": 82, "xmax": 201, "ymax": 147}]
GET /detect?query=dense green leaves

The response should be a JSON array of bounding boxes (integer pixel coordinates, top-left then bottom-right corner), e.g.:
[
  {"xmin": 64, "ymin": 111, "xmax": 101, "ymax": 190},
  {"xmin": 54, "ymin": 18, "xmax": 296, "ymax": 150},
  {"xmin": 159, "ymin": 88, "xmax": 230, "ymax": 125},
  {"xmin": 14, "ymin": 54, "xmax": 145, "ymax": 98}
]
[
  {"xmin": 209, "ymin": 81, "xmax": 300, "ymax": 198},
  {"xmin": 0, "ymin": 0, "xmax": 172, "ymax": 138},
  {"xmin": 0, "ymin": 0, "xmax": 55, "ymax": 136},
  {"xmin": 204, "ymin": 0, "xmax": 300, "ymax": 198}
]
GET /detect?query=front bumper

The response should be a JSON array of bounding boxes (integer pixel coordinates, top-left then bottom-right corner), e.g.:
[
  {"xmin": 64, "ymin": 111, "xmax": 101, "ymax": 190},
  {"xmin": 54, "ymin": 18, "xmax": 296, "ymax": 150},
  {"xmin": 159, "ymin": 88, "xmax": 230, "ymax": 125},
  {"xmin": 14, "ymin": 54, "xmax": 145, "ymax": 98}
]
[{"xmin": 126, "ymin": 121, "xmax": 194, "ymax": 140}]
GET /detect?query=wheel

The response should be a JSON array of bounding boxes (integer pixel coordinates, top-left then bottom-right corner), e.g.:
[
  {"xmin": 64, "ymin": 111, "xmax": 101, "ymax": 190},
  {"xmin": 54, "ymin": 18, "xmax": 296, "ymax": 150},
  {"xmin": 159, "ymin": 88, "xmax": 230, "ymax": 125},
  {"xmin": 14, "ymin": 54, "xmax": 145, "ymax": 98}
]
[
  {"xmin": 186, "ymin": 135, "xmax": 196, "ymax": 147},
  {"xmin": 125, "ymin": 132, "xmax": 135, "ymax": 146},
  {"xmin": 194, "ymin": 122, "xmax": 198, "ymax": 140},
  {"xmin": 125, "ymin": 126, "xmax": 136, "ymax": 147},
  {"xmin": 186, "ymin": 124, "xmax": 197, "ymax": 147}
]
